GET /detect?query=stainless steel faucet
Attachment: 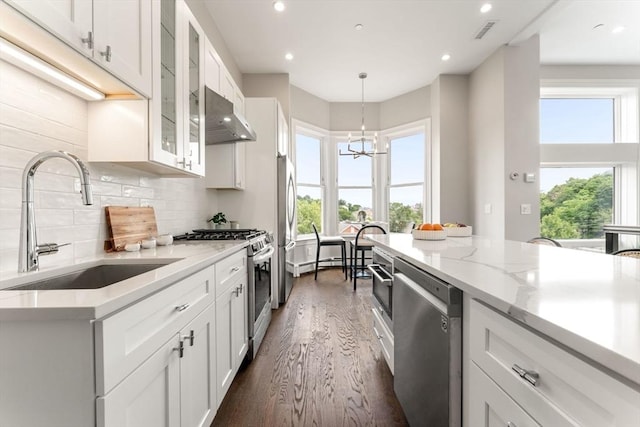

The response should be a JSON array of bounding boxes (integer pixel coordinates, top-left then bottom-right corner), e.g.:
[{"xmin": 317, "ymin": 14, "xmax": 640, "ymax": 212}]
[{"xmin": 18, "ymin": 150, "xmax": 93, "ymax": 272}]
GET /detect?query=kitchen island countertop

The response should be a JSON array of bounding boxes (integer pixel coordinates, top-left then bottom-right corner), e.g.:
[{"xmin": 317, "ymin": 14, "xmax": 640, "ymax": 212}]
[
  {"xmin": 366, "ymin": 233, "xmax": 640, "ymax": 388},
  {"xmin": 0, "ymin": 241, "xmax": 248, "ymax": 320}
]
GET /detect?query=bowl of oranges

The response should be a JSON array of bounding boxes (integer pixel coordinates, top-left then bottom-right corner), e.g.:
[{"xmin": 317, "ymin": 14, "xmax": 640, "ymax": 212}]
[{"xmin": 412, "ymin": 223, "xmax": 447, "ymax": 240}]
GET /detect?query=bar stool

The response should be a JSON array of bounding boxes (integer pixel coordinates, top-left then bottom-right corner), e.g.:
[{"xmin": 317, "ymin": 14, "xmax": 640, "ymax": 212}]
[
  {"xmin": 350, "ymin": 224, "xmax": 387, "ymax": 291},
  {"xmin": 527, "ymin": 237, "xmax": 562, "ymax": 247},
  {"xmin": 312, "ymin": 223, "xmax": 347, "ymax": 280}
]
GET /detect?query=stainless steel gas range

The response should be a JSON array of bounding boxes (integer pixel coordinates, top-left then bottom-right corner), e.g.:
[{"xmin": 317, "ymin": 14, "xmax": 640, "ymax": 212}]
[{"xmin": 175, "ymin": 229, "xmax": 274, "ymax": 361}]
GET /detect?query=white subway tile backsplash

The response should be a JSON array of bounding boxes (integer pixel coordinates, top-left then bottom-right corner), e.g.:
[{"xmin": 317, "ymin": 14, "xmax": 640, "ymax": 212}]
[
  {"xmin": 123, "ymin": 185, "xmax": 154, "ymax": 199},
  {"xmin": 0, "ymin": 64, "xmax": 217, "ymax": 274},
  {"xmin": 74, "ymin": 209, "xmax": 103, "ymax": 225}
]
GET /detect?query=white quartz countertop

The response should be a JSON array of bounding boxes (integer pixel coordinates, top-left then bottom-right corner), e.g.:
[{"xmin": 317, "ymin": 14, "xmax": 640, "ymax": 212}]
[
  {"xmin": 0, "ymin": 241, "xmax": 247, "ymax": 320},
  {"xmin": 366, "ymin": 233, "xmax": 640, "ymax": 387}
]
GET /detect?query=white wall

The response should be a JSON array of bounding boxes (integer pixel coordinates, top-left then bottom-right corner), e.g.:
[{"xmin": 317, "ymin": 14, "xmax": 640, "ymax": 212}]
[
  {"xmin": 504, "ymin": 36, "xmax": 541, "ymax": 242},
  {"xmin": 0, "ymin": 60, "xmax": 217, "ymax": 274},
  {"xmin": 431, "ymin": 75, "xmax": 471, "ymax": 225},
  {"xmin": 469, "ymin": 48, "xmax": 506, "ymax": 239},
  {"xmin": 242, "ymin": 73, "xmax": 290, "ymax": 120},
  {"xmin": 290, "ymin": 86, "xmax": 331, "ymax": 130},
  {"xmin": 469, "ymin": 36, "xmax": 541, "ymax": 241},
  {"xmin": 380, "ymin": 86, "xmax": 431, "ymax": 130},
  {"xmin": 329, "ymin": 102, "xmax": 380, "ymax": 132}
]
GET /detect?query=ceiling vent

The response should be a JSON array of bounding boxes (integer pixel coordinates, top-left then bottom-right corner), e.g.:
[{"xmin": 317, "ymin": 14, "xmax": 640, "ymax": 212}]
[{"xmin": 474, "ymin": 20, "xmax": 498, "ymax": 40}]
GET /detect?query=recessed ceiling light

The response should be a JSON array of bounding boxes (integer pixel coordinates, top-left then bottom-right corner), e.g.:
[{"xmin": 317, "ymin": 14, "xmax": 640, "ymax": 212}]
[
  {"xmin": 273, "ymin": 1, "xmax": 285, "ymax": 12},
  {"xmin": 612, "ymin": 26, "xmax": 625, "ymax": 34},
  {"xmin": 355, "ymin": 24, "xmax": 364, "ymax": 30},
  {"xmin": 441, "ymin": 54, "xmax": 451, "ymax": 61},
  {"xmin": 480, "ymin": 3, "xmax": 492, "ymax": 13},
  {"xmin": 285, "ymin": 52, "xmax": 294, "ymax": 61}
]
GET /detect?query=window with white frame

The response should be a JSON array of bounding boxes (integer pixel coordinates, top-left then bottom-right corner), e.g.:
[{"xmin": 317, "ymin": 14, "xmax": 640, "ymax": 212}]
[
  {"xmin": 295, "ymin": 131, "xmax": 323, "ymax": 235},
  {"xmin": 337, "ymin": 140, "xmax": 373, "ymax": 231},
  {"xmin": 387, "ymin": 132, "xmax": 425, "ymax": 232},
  {"xmin": 540, "ymin": 84, "xmax": 639, "ymax": 248}
]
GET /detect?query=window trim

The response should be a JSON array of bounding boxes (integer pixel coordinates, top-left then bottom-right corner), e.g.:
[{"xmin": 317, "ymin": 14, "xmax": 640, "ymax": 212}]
[{"xmin": 539, "ymin": 81, "xmax": 639, "ymax": 242}]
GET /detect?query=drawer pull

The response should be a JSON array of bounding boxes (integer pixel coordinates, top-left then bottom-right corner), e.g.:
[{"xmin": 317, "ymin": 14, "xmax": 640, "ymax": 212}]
[
  {"xmin": 230, "ymin": 266, "xmax": 241, "ymax": 274},
  {"xmin": 512, "ymin": 364, "xmax": 539, "ymax": 387},
  {"xmin": 175, "ymin": 303, "xmax": 190, "ymax": 312},
  {"xmin": 174, "ymin": 340, "xmax": 184, "ymax": 358},
  {"xmin": 507, "ymin": 423, "xmax": 517, "ymax": 427},
  {"xmin": 182, "ymin": 330, "xmax": 195, "ymax": 346}
]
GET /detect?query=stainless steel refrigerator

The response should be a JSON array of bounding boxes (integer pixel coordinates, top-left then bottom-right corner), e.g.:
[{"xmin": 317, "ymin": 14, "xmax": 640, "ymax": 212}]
[{"xmin": 277, "ymin": 154, "xmax": 296, "ymax": 304}]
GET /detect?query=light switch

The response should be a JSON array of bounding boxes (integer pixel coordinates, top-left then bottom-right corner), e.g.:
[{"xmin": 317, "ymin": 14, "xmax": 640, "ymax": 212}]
[
  {"xmin": 525, "ymin": 173, "xmax": 536, "ymax": 183},
  {"xmin": 484, "ymin": 203, "xmax": 492, "ymax": 214},
  {"xmin": 520, "ymin": 204, "xmax": 532, "ymax": 215}
]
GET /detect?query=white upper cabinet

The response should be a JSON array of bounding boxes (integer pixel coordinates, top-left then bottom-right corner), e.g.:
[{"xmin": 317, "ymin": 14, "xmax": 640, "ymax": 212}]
[
  {"xmin": 204, "ymin": 38, "xmax": 221, "ymax": 94},
  {"xmin": 88, "ymin": 0, "xmax": 205, "ymax": 177},
  {"xmin": 5, "ymin": 0, "xmax": 152, "ymax": 97},
  {"xmin": 180, "ymin": 2, "xmax": 205, "ymax": 176},
  {"xmin": 93, "ymin": 0, "xmax": 152, "ymax": 97}
]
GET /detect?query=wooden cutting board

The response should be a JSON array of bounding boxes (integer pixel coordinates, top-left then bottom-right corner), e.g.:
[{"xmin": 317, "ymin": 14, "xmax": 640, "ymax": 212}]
[{"xmin": 105, "ymin": 206, "xmax": 158, "ymax": 251}]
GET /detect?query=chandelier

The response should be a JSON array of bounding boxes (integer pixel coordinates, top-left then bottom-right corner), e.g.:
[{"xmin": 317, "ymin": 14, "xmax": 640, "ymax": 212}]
[{"xmin": 339, "ymin": 72, "xmax": 387, "ymax": 159}]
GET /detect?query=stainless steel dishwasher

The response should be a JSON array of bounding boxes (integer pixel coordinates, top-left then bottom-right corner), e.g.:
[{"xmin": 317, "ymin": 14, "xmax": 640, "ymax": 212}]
[{"xmin": 393, "ymin": 257, "xmax": 462, "ymax": 427}]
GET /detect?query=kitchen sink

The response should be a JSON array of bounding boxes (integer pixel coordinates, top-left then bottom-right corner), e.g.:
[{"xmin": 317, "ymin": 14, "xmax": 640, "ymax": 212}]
[{"xmin": 8, "ymin": 261, "xmax": 177, "ymax": 291}]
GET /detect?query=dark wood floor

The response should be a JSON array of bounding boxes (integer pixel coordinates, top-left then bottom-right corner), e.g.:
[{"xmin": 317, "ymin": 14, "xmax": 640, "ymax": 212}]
[{"xmin": 211, "ymin": 268, "xmax": 408, "ymax": 426}]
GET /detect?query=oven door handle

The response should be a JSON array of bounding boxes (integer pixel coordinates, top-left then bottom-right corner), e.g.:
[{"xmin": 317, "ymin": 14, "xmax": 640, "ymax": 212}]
[
  {"xmin": 252, "ymin": 246, "xmax": 275, "ymax": 263},
  {"xmin": 368, "ymin": 264, "xmax": 393, "ymax": 286}
]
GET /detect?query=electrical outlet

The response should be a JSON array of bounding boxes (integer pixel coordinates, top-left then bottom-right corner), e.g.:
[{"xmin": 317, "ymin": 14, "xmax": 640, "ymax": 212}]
[
  {"xmin": 520, "ymin": 204, "xmax": 532, "ymax": 215},
  {"xmin": 484, "ymin": 203, "xmax": 492, "ymax": 214}
]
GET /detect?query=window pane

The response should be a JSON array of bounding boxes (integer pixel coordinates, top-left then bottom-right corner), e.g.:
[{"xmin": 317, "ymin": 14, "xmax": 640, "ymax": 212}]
[
  {"xmin": 338, "ymin": 189, "xmax": 372, "ymax": 222},
  {"xmin": 338, "ymin": 142, "xmax": 372, "ymax": 186},
  {"xmin": 297, "ymin": 186, "xmax": 322, "ymax": 234},
  {"xmin": 540, "ymin": 167, "xmax": 613, "ymax": 240},
  {"xmin": 390, "ymin": 134, "xmax": 424, "ymax": 184},
  {"xmin": 296, "ymin": 134, "xmax": 321, "ymax": 184},
  {"xmin": 389, "ymin": 186, "xmax": 423, "ymax": 232},
  {"xmin": 540, "ymin": 98, "xmax": 614, "ymax": 144}
]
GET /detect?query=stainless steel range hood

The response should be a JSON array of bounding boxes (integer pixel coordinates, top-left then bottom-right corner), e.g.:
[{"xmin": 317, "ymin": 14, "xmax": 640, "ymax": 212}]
[{"xmin": 205, "ymin": 86, "xmax": 257, "ymax": 144}]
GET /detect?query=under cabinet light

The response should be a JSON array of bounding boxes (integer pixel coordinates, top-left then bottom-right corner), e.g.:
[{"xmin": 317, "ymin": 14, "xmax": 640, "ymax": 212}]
[{"xmin": 0, "ymin": 37, "xmax": 105, "ymax": 101}]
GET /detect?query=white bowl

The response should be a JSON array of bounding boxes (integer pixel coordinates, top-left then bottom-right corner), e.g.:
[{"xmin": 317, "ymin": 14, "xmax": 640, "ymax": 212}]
[
  {"xmin": 444, "ymin": 226, "xmax": 472, "ymax": 237},
  {"xmin": 124, "ymin": 243, "xmax": 140, "ymax": 252},
  {"xmin": 141, "ymin": 239, "xmax": 156, "ymax": 249},
  {"xmin": 412, "ymin": 229, "xmax": 447, "ymax": 240},
  {"xmin": 156, "ymin": 234, "xmax": 173, "ymax": 246}
]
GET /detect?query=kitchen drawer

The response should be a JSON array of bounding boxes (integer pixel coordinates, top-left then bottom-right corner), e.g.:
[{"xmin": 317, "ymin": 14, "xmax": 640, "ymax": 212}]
[
  {"xmin": 468, "ymin": 362, "xmax": 540, "ymax": 427},
  {"xmin": 371, "ymin": 307, "xmax": 394, "ymax": 374},
  {"xmin": 469, "ymin": 299, "xmax": 640, "ymax": 427},
  {"xmin": 215, "ymin": 249, "xmax": 246, "ymax": 297},
  {"xmin": 95, "ymin": 265, "xmax": 214, "ymax": 395}
]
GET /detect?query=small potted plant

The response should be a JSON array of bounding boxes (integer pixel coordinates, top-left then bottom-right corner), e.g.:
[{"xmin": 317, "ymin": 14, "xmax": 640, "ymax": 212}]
[{"xmin": 208, "ymin": 212, "xmax": 227, "ymax": 229}]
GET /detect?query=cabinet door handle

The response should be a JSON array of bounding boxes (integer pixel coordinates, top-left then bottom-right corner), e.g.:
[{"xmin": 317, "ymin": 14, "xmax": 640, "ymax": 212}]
[
  {"xmin": 238, "ymin": 283, "xmax": 244, "ymax": 294},
  {"xmin": 173, "ymin": 340, "xmax": 184, "ymax": 358},
  {"xmin": 178, "ymin": 158, "xmax": 192, "ymax": 170},
  {"xmin": 182, "ymin": 330, "xmax": 195, "ymax": 346},
  {"xmin": 175, "ymin": 303, "xmax": 190, "ymax": 312},
  {"xmin": 100, "ymin": 45, "xmax": 112, "ymax": 62},
  {"xmin": 81, "ymin": 31, "xmax": 93, "ymax": 49},
  {"xmin": 512, "ymin": 364, "xmax": 539, "ymax": 387}
]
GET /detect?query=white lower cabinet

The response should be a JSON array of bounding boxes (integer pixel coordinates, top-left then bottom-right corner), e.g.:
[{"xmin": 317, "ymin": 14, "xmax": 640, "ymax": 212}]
[
  {"xmin": 215, "ymin": 263, "xmax": 248, "ymax": 404},
  {"xmin": 469, "ymin": 362, "xmax": 540, "ymax": 427},
  {"xmin": 466, "ymin": 299, "xmax": 640, "ymax": 427},
  {"xmin": 371, "ymin": 306, "xmax": 394, "ymax": 374}
]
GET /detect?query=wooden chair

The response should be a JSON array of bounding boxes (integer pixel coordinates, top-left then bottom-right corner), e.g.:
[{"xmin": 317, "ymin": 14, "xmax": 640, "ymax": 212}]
[
  {"xmin": 350, "ymin": 224, "xmax": 387, "ymax": 291},
  {"xmin": 312, "ymin": 223, "xmax": 347, "ymax": 280},
  {"xmin": 611, "ymin": 249, "xmax": 640, "ymax": 258},
  {"xmin": 527, "ymin": 237, "xmax": 562, "ymax": 247}
]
